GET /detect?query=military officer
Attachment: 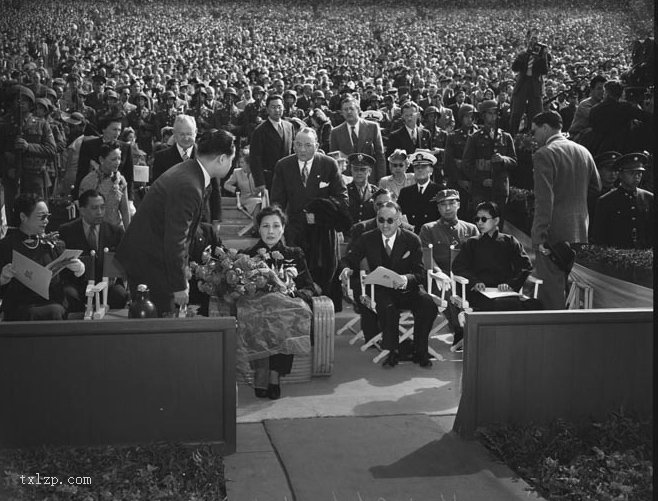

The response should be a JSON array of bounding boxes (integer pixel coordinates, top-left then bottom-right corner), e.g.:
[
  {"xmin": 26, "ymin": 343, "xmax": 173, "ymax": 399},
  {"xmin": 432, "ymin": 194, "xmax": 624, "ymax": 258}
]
[
  {"xmin": 462, "ymin": 100, "xmax": 516, "ymax": 228},
  {"xmin": 444, "ymin": 103, "xmax": 478, "ymax": 219},
  {"xmin": 397, "ymin": 150, "xmax": 441, "ymax": 233},
  {"xmin": 282, "ymin": 89, "xmax": 305, "ymax": 120},
  {"xmin": 587, "ymin": 151, "xmax": 622, "ymax": 219},
  {"xmin": 345, "ymin": 153, "xmax": 378, "ymax": 232},
  {"xmin": 591, "ymin": 153, "xmax": 653, "ymax": 249}
]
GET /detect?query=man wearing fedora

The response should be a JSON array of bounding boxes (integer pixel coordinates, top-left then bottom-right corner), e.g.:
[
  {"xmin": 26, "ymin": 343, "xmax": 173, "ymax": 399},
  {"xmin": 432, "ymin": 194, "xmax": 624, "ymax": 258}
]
[
  {"xmin": 591, "ymin": 153, "xmax": 653, "ymax": 249},
  {"xmin": 530, "ymin": 111, "xmax": 601, "ymax": 309}
]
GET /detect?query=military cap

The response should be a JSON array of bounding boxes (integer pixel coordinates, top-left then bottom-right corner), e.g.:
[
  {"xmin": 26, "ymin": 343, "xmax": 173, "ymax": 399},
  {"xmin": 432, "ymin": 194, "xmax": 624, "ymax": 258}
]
[
  {"xmin": 477, "ymin": 100, "xmax": 498, "ymax": 113},
  {"xmin": 387, "ymin": 87, "xmax": 398, "ymax": 95},
  {"xmin": 457, "ymin": 103, "xmax": 476, "ymax": 123},
  {"xmin": 61, "ymin": 111, "xmax": 85, "ymax": 125},
  {"xmin": 347, "ymin": 153, "xmax": 375, "ymax": 169},
  {"xmin": 166, "ymin": 78, "xmax": 179, "ymax": 86},
  {"xmin": 163, "ymin": 90, "xmax": 176, "ymax": 99},
  {"xmin": 387, "ymin": 149, "xmax": 408, "ymax": 163},
  {"xmin": 431, "ymin": 189, "xmax": 460, "ymax": 204},
  {"xmin": 362, "ymin": 110, "xmax": 383, "ymax": 122},
  {"xmin": 105, "ymin": 79, "xmax": 116, "ymax": 89},
  {"xmin": 423, "ymin": 105, "xmax": 441, "ymax": 117},
  {"xmin": 35, "ymin": 97, "xmax": 52, "ymax": 112},
  {"xmin": 283, "ymin": 89, "xmax": 297, "ymax": 99},
  {"xmin": 410, "ymin": 150, "xmax": 437, "ymax": 168},
  {"xmin": 594, "ymin": 151, "xmax": 622, "ymax": 170},
  {"xmin": 614, "ymin": 152, "xmax": 649, "ymax": 172},
  {"xmin": 16, "ymin": 85, "xmax": 35, "ymax": 103},
  {"xmin": 224, "ymin": 87, "xmax": 237, "ymax": 97},
  {"xmin": 52, "ymin": 78, "xmax": 66, "ymax": 87},
  {"xmin": 106, "ymin": 90, "xmax": 119, "ymax": 99},
  {"xmin": 312, "ymin": 90, "xmax": 325, "ymax": 100},
  {"xmin": 44, "ymin": 87, "xmax": 58, "ymax": 101}
]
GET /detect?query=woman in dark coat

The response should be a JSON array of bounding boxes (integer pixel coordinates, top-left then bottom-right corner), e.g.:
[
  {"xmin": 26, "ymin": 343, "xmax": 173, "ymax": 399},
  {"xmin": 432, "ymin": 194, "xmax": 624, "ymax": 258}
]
[
  {"xmin": 0, "ymin": 193, "xmax": 86, "ymax": 321},
  {"xmin": 242, "ymin": 205, "xmax": 318, "ymax": 400}
]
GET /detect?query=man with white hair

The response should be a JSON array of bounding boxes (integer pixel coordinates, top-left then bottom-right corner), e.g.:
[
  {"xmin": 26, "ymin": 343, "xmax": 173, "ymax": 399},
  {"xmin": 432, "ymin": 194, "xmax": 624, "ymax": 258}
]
[{"xmin": 152, "ymin": 115, "xmax": 222, "ymax": 230}]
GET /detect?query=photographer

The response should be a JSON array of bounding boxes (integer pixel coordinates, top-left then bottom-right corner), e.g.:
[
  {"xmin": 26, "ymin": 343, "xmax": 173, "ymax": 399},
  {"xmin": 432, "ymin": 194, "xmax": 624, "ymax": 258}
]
[{"xmin": 510, "ymin": 29, "xmax": 551, "ymax": 134}]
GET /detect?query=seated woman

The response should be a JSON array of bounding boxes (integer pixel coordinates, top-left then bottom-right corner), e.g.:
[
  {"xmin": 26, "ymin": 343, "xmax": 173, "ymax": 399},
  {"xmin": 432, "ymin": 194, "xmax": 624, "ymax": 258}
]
[
  {"xmin": 79, "ymin": 141, "xmax": 131, "ymax": 230},
  {"xmin": 378, "ymin": 149, "xmax": 415, "ymax": 199},
  {"xmin": 0, "ymin": 193, "xmax": 86, "ymax": 321},
  {"xmin": 223, "ymin": 146, "xmax": 262, "ymax": 217},
  {"xmin": 449, "ymin": 201, "xmax": 542, "ymax": 348},
  {"xmin": 241, "ymin": 205, "xmax": 318, "ymax": 400}
]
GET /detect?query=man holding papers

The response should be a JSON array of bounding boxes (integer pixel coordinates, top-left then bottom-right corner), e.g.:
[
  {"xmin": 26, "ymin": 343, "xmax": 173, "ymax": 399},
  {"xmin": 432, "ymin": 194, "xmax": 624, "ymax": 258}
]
[
  {"xmin": 340, "ymin": 201, "xmax": 437, "ymax": 368},
  {"xmin": 0, "ymin": 193, "xmax": 85, "ymax": 321},
  {"xmin": 450, "ymin": 201, "xmax": 541, "ymax": 347}
]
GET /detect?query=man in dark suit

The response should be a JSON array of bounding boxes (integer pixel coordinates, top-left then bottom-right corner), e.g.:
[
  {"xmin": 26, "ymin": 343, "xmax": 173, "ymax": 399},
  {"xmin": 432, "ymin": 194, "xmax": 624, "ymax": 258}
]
[
  {"xmin": 340, "ymin": 201, "xmax": 438, "ymax": 368},
  {"xmin": 250, "ymin": 94, "xmax": 294, "ymax": 192},
  {"xmin": 116, "ymin": 129, "xmax": 235, "ymax": 315},
  {"xmin": 397, "ymin": 151, "xmax": 441, "ymax": 233},
  {"xmin": 59, "ymin": 189, "xmax": 128, "ymax": 309},
  {"xmin": 270, "ymin": 127, "xmax": 349, "ymax": 297},
  {"xmin": 151, "ymin": 115, "xmax": 221, "ymax": 228},
  {"xmin": 385, "ymin": 101, "xmax": 432, "ymax": 163},
  {"xmin": 74, "ymin": 114, "xmax": 134, "ymax": 200},
  {"xmin": 329, "ymin": 96, "xmax": 387, "ymax": 183},
  {"xmin": 510, "ymin": 29, "xmax": 551, "ymax": 134}
]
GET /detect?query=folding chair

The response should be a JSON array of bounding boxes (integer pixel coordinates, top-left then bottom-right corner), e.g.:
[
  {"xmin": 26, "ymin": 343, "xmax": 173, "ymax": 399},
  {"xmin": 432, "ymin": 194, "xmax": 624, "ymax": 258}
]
[
  {"xmin": 236, "ymin": 189, "xmax": 267, "ymax": 237},
  {"xmin": 449, "ymin": 273, "xmax": 543, "ymax": 351},
  {"xmin": 357, "ymin": 268, "xmax": 444, "ymax": 364}
]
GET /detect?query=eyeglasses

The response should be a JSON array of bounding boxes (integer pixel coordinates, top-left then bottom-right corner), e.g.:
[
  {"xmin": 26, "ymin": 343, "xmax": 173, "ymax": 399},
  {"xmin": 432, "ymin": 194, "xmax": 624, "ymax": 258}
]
[
  {"xmin": 36, "ymin": 213, "xmax": 51, "ymax": 221},
  {"xmin": 474, "ymin": 216, "xmax": 494, "ymax": 223},
  {"xmin": 377, "ymin": 217, "xmax": 398, "ymax": 225}
]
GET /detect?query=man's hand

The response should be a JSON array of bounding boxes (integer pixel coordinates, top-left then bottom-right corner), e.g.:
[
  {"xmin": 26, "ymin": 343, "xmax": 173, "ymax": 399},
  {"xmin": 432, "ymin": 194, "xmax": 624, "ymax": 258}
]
[
  {"xmin": 392, "ymin": 275, "xmax": 408, "ymax": 290},
  {"xmin": 491, "ymin": 152, "xmax": 503, "ymax": 163},
  {"xmin": 14, "ymin": 138, "xmax": 28, "ymax": 151},
  {"xmin": 0, "ymin": 263, "xmax": 15, "ymax": 286},
  {"xmin": 497, "ymin": 283, "xmax": 512, "ymax": 291},
  {"xmin": 472, "ymin": 282, "xmax": 486, "ymax": 292},
  {"xmin": 339, "ymin": 268, "xmax": 353, "ymax": 282},
  {"xmin": 173, "ymin": 288, "xmax": 189, "ymax": 307}
]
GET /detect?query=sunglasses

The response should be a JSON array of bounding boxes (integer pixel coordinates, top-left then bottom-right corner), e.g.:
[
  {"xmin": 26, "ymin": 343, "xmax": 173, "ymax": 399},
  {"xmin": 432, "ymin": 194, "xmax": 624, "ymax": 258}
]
[
  {"xmin": 377, "ymin": 217, "xmax": 398, "ymax": 225},
  {"xmin": 474, "ymin": 216, "xmax": 494, "ymax": 223},
  {"xmin": 36, "ymin": 213, "xmax": 51, "ymax": 221}
]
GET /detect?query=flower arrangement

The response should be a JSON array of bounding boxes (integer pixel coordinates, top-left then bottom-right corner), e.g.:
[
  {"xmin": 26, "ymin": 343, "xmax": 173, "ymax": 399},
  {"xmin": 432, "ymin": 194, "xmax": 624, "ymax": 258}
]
[{"xmin": 190, "ymin": 245, "xmax": 299, "ymax": 301}]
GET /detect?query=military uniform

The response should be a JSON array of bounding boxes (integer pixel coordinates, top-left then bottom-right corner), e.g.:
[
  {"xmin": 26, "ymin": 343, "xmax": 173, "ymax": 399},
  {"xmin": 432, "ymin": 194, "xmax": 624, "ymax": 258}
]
[
  {"xmin": 127, "ymin": 106, "xmax": 157, "ymax": 155},
  {"xmin": 591, "ymin": 187, "xmax": 654, "ymax": 248}
]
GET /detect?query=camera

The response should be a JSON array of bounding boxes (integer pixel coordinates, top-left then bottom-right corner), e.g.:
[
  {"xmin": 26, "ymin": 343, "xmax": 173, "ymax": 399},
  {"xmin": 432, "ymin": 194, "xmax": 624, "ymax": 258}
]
[{"xmin": 530, "ymin": 42, "xmax": 548, "ymax": 56}]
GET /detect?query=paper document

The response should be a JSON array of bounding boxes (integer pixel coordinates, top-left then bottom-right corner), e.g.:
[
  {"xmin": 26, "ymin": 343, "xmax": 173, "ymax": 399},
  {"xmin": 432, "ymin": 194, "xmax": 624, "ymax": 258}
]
[
  {"xmin": 363, "ymin": 266, "xmax": 404, "ymax": 289},
  {"xmin": 133, "ymin": 164, "xmax": 150, "ymax": 183},
  {"xmin": 480, "ymin": 287, "xmax": 521, "ymax": 299},
  {"xmin": 12, "ymin": 250, "xmax": 53, "ymax": 299},
  {"xmin": 46, "ymin": 249, "xmax": 83, "ymax": 277}
]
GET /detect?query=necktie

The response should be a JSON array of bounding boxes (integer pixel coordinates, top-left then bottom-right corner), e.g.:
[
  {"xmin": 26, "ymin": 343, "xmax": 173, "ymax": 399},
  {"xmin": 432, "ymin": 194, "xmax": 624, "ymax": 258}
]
[
  {"xmin": 277, "ymin": 122, "xmax": 284, "ymax": 138},
  {"xmin": 301, "ymin": 161, "xmax": 309, "ymax": 187},
  {"xmin": 182, "ymin": 148, "xmax": 189, "ymax": 160},
  {"xmin": 384, "ymin": 238, "xmax": 392, "ymax": 256},
  {"xmin": 411, "ymin": 128, "xmax": 417, "ymax": 145},
  {"xmin": 350, "ymin": 126, "xmax": 358, "ymax": 147},
  {"xmin": 87, "ymin": 225, "xmax": 97, "ymax": 253},
  {"xmin": 418, "ymin": 185, "xmax": 424, "ymax": 195}
]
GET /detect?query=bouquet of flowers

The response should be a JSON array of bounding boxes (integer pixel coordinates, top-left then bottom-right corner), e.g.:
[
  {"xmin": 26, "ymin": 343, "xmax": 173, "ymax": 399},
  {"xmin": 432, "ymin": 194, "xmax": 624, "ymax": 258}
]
[{"xmin": 190, "ymin": 245, "xmax": 299, "ymax": 301}]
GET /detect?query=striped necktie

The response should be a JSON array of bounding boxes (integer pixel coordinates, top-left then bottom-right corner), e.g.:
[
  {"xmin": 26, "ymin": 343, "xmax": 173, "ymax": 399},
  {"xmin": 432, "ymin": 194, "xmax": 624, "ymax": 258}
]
[
  {"xmin": 301, "ymin": 161, "xmax": 309, "ymax": 187},
  {"xmin": 181, "ymin": 148, "xmax": 189, "ymax": 160},
  {"xmin": 384, "ymin": 238, "xmax": 392, "ymax": 256},
  {"xmin": 350, "ymin": 126, "xmax": 358, "ymax": 147}
]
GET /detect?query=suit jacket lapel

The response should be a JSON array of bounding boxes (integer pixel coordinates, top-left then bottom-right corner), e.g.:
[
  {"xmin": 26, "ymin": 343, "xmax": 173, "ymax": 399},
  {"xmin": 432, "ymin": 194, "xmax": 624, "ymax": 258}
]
[
  {"xmin": 388, "ymin": 229, "xmax": 405, "ymax": 263},
  {"xmin": 305, "ymin": 155, "xmax": 320, "ymax": 192}
]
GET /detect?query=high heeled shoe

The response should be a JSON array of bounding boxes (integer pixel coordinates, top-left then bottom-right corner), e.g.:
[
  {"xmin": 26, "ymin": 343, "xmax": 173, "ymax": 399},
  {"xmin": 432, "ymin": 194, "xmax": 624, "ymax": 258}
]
[{"xmin": 267, "ymin": 383, "xmax": 281, "ymax": 400}]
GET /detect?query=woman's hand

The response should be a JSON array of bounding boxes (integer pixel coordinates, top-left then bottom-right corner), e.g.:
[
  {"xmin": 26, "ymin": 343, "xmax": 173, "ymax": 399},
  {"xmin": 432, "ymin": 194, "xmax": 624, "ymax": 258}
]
[
  {"xmin": 66, "ymin": 258, "xmax": 86, "ymax": 277},
  {"xmin": 0, "ymin": 263, "xmax": 16, "ymax": 286}
]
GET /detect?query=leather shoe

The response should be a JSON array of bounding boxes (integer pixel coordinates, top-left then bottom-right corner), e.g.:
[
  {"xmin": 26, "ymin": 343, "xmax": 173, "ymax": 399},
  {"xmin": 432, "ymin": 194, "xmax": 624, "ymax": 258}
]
[
  {"xmin": 268, "ymin": 383, "xmax": 281, "ymax": 400},
  {"xmin": 382, "ymin": 351, "xmax": 399, "ymax": 368},
  {"xmin": 254, "ymin": 387, "xmax": 269, "ymax": 398},
  {"xmin": 412, "ymin": 353, "xmax": 433, "ymax": 368}
]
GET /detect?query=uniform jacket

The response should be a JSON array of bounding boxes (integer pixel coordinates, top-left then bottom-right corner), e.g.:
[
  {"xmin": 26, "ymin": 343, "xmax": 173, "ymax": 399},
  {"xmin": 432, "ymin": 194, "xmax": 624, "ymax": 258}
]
[
  {"xmin": 531, "ymin": 134, "xmax": 601, "ymax": 247},
  {"xmin": 329, "ymin": 119, "xmax": 386, "ymax": 182},
  {"xmin": 250, "ymin": 119, "xmax": 294, "ymax": 188},
  {"xmin": 591, "ymin": 187, "xmax": 653, "ymax": 249},
  {"xmin": 346, "ymin": 182, "xmax": 378, "ymax": 226},
  {"xmin": 116, "ymin": 159, "xmax": 209, "ymax": 295},
  {"xmin": 419, "ymin": 218, "xmax": 479, "ymax": 272},
  {"xmin": 397, "ymin": 182, "xmax": 441, "ymax": 233},
  {"xmin": 152, "ymin": 144, "xmax": 221, "ymax": 223},
  {"xmin": 444, "ymin": 125, "xmax": 478, "ymax": 186},
  {"xmin": 0, "ymin": 112, "xmax": 56, "ymax": 176}
]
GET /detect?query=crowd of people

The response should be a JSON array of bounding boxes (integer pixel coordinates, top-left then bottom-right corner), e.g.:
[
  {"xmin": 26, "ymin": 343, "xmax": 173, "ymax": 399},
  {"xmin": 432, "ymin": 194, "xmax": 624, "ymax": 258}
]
[{"xmin": 0, "ymin": 0, "xmax": 653, "ymax": 381}]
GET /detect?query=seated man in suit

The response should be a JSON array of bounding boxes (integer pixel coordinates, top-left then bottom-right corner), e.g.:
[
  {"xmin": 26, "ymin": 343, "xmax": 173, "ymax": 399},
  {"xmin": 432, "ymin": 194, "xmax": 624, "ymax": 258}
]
[
  {"xmin": 397, "ymin": 150, "xmax": 441, "ymax": 233},
  {"xmin": 449, "ymin": 201, "xmax": 541, "ymax": 349},
  {"xmin": 340, "ymin": 201, "xmax": 438, "ymax": 368},
  {"xmin": 59, "ymin": 189, "xmax": 129, "ymax": 310}
]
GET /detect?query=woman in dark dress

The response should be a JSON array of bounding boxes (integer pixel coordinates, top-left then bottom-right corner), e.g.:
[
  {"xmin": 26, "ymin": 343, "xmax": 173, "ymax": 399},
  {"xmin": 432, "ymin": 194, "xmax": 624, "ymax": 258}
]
[
  {"xmin": 242, "ymin": 205, "xmax": 318, "ymax": 400},
  {"xmin": 0, "ymin": 193, "xmax": 86, "ymax": 321}
]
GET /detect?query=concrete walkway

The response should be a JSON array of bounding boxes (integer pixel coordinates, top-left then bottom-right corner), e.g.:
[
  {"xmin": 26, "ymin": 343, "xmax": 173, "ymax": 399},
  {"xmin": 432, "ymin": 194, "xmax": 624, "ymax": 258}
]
[{"xmin": 224, "ymin": 311, "xmax": 544, "ymax": 501}]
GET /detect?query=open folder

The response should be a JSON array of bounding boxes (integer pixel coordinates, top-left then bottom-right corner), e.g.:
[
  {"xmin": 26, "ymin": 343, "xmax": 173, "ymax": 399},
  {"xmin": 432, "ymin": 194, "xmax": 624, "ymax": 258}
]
[
  {"xmin": 12, "ymin": 249, "xmax": 82, "ymax": 300},
  {"xmin": 362, "ymin": 266, "xmax": 404, "ymax": 289}
]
